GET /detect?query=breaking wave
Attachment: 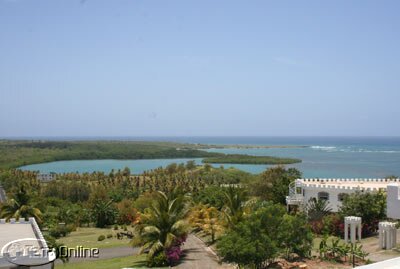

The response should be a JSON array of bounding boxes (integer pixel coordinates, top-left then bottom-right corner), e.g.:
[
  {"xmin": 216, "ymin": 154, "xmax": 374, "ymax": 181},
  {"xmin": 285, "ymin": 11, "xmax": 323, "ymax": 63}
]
[{"xmin": 311, "ymin": 146, "xmax": 399, "ymax": 153}]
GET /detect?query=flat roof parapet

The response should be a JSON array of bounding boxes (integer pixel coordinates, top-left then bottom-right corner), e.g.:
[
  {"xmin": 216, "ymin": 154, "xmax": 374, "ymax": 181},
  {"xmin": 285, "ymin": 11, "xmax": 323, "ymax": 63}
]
[
  {"xmin": 345, "ymin": 216, "xmax": 361, "ymax": 224},
  {"xmin": 379, "ymin": 221, "xmax": 396, "ymax": 229},
  {"xmin": 300, "ymin": 178, "xmax": 400, "ymax": 183},
  {"xmin": 295, "ymin": 178, "xmax": 398, "ymax": 191}
]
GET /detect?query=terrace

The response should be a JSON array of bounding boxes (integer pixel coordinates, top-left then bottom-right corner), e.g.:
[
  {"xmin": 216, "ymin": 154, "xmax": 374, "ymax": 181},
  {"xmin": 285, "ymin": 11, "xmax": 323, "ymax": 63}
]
[
  {"xmin": 287, "ymin": 178, "xmax": 400, "ymax": 212},
  {"xmin": 0, "ymin": 218, "xmax": 54, "ymax": 269}
]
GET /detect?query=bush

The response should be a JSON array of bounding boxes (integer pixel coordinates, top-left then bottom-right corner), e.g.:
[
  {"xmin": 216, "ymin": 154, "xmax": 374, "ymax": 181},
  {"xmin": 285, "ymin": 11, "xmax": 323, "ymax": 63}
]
[
  {"xmin": 113, "ymin": 224, "xmax": 119, "ymax": 230},
  {"xmin": 98, "ymin": 235, "xmax": 106, "ymax": 241},
  {"xmin": 321, "ymin": 214, "xmax": 342, "ymax": 236},
  {"xmin": 311, "ymin": 214, "xmax": 343, "ymax": 236},
  {"xmin": 217, "ymin": 203, "xmax": 313, "ymax": 267},
  {"xmin": 147, "ymin": 252, "xmax": 168, "ymax": 267},
  {"xmin": 166, "ymin": 246, "xmax": 182, "ymax": 264},
  {"xmin": 48, "ymin": 224, "xmax": 75, "ymax": 239},
  {"xmin": 339, "ymin": 190, "xmax": 386, "ymax": 236},
  {"xmin": 106, "ymin": 233, "xmax": 113, "ymax": 238}
]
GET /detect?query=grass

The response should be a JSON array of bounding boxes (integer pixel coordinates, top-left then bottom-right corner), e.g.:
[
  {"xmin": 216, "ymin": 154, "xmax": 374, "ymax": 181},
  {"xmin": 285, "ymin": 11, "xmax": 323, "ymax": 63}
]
[
  {"xmin": 55, "ymin": 254, "xmax": 164, "ymax": 269},
  {"xmin": 312, "ymin": 236, "xmax": 343, "ymax": 251},
  {"xmin": 58, "ymin": 227, "xmax": 132, "ymax": 249}
]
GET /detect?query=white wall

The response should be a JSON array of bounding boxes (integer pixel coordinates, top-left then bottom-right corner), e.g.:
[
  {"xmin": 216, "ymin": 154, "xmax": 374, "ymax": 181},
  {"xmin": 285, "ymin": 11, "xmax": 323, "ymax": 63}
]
[
  {"xmin": 303, "ymin": 186, "xmax": 356, "ymax": 212},
  {"xmin": 387, "ymin": 184, "xmax": 400, "ymax": 219}
]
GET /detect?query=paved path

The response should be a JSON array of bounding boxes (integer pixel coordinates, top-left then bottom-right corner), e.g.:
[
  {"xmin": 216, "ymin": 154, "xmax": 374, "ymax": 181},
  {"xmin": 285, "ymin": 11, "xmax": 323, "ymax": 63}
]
[
  {"xmin": 56, "ymin": 246, "xmax": 136, "ymax": 264},
  {"xmin": 0, "ymin": 185, "xmax": 7, "ymax": 203},
  {"xmin": 364, "ymin": 230, "xmax": 400, "ymax": 262},
  {"xmin": 175, "ymin": 235, "xmax": 233, "ymax": 269},
  {"xmin": 56, "ymin": 234, "xmax": 233, "ymax": 268}
]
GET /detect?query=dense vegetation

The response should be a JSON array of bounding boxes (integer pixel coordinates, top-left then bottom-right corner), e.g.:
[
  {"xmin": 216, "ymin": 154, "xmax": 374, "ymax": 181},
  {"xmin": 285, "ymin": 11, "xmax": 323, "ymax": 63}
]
[
  {"xmin": 0, "ymin": 163, "xmax": 372, "ymax": 268},
  {"xmin": 0, "ymin": 140, "xmax": 219, "ymax": 169},
  {"xmin": 202, "ymin": 154, "xmax": 301, "ymax": 165},
  {"xmin": 0, "ymin": 140, "xmax": 301, "ymax": 169}
]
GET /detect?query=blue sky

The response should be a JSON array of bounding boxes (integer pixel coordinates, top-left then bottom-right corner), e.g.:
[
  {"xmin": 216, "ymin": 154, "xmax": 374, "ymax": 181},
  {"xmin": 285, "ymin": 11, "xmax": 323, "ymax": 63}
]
[{"xmin": 1, "ymin": 0, "xmax": 400, "ymax": 137}]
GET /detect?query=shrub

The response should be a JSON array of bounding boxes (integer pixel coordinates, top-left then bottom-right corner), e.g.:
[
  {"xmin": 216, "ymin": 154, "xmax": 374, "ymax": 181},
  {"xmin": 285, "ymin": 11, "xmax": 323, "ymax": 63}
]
[
  {"xmin": 339, "ymin": 190, "xmax": 386, "ymax": 235},
  {"xmin": 48, "ymin": 224, "xmax": 75, "ymax": 239},
  {"xmin": 321, "ymin": 214, "xmax": 343, "ymax": 236},
  {"xmin": 113, "ymin": 224, "xmax": 119, "ymax": 230},
  {"xmin": 165, "ymin": 246, "xmax": 183, "ymax": 264},
  {"xmin": 97, "ymin": 235, "xmax": 105, "ymax": 241},
  {"xmin": 147, "ymin": 251, "xmax": 168, "ymax": 267},
  {"xmin": 165, "ymin": 235, "xmax": 187, "ymax": 265},
  {"xmin": 106, "ymin": 234, "xmax": 113, "ymax": 238},
  {"xmin": 310, "ymin": 220, "xmax": 324, "ymax": 235}
]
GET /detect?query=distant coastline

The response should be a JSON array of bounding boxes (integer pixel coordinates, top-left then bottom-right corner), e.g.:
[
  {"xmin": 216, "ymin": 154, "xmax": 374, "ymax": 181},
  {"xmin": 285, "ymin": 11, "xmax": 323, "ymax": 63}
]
[
  {"xmin": 0, "ymin": 140, "xmax": 301, "ymax": 169},
  {"xmin": 197, "ymin": 144, "xmax": 307, "ymax": 149}
]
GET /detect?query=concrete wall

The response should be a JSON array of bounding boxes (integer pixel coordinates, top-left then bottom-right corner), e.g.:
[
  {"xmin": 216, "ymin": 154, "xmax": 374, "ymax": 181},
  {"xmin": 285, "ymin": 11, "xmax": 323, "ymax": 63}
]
[
  {"xmin": 387, "ymin": 184, "xmax": 400, "ymax": 219},
  {"xmin": 303, "ymin": 186, "xmax": 357, "ymax": 212}
]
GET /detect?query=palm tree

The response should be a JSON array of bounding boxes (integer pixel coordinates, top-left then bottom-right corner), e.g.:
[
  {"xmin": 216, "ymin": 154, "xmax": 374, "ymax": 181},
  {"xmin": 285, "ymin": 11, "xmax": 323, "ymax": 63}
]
[
  {"xmin": 222, "ymin": 187, "xmax": 248, "ymax": 227},
  {"xmin": 132, "ymin": 190, "xmax": 188, "ymax": 259},
  {"xmin": 306, "ymin": 197, "xmax": 332, "ymax": 221},
  {"xmin": 91, "ymin": 199, "xmax": 117, "ymax": 228},
  {"xmin": 0, "ymin": 184, "xmax": 42, "ymax": 222}
]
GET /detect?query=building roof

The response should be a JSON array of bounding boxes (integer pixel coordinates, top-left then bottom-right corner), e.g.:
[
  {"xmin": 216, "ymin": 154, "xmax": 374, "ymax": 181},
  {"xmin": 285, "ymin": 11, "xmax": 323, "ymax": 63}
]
[
  {"xmin": 0, "ymin": 223, "xmax": 40, "ymax": 256},
  {"xmin": 296, "ymin": 178, "xmax": 400, "ymax": 191},
  {"xmin": 0, "ymin": 217, "xmax": 53, "ymax": 269}
]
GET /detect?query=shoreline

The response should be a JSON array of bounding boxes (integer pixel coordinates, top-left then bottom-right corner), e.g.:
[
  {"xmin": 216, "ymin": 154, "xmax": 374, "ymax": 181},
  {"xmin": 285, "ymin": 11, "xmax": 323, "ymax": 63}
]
[{"xmin": 195, "ymin": 144, "xmax": 308, "ymax": 149}]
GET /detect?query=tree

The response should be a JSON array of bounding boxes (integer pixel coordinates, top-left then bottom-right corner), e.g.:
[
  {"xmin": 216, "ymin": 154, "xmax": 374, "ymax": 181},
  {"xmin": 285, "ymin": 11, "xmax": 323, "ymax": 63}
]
[
  {"xmin": 117, "ymin": 199, "xmax": 139, "ymax": 225},
  {"xmin": 278, "ymin": 214, "xmax": 313, "ymax": 260},
  {"xmin": 186, "ymin": 160, "xmax": 196, "ymax": 170},
  {"xmin": 306, "ymin": 197, "xmax": 332, "ymax": 222},
  {"xmin": 222, "ymin": 187, "xmax": 248, "ymax": 227},
  {"xmin": 166, "ymin": 163, "xmax": 177, "ymax": 174},
  {"xmin": 218, "ymin": 203, "xmax": 283, "ymax": 268},
  {"xmin": 217, "ymin": 218, "xmax": 278, "ymax": 268},
  {"xmin": 91, "ymin": 199, "xmax": 117, "ymax": 228},
  {"xmin": 203, "ymin": 163, "xmax": 212, "ymax": 172},
  {"xmin": 188, "ymin": 204, "xmax": 224, "ymax": 243},
  {"xmin": 122, "ymin": 167, "xmax": 131, "ymax": 177},
  {"xmin": 339, "ymin": 191, "xmax": 386, "ymax": 234},
  {"xmin": 193, "ymin": 186, "xmax": 226, "ymax": 210},
  {"xmin": 0, "ymin": 184, "xmax": 42, "ymax": 222},
  {"xmin": 250, "ymin": 166, "xmax": 301, "ymax": 204},
  {"xmin": 217, "ymin": 203, "xmax": 313, "ymax": 268},
  {"xmin": 132, "ymin": 191, "xmax": 188, "ymax": 264}
]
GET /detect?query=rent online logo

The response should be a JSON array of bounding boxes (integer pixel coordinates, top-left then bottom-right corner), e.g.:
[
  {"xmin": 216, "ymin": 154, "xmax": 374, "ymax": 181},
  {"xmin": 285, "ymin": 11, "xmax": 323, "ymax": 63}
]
[{"xmin": 1, "ymin": 238, "xmax": 99, "ymax": 266}]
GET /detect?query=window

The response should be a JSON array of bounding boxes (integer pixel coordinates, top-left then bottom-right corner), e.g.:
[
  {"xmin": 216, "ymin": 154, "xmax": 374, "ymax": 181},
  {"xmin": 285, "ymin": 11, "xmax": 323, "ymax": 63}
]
[
  {"xmin": 338, "ymin": 193, "xmax": 348, "ymax": 202},
  {"xmin": 318, "ymin": 191, "xmax": 329, "ymax": 201}
]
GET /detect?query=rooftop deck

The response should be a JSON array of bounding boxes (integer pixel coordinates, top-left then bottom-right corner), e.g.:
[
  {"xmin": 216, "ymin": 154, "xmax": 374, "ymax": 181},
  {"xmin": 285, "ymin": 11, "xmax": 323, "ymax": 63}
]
[
  {"xmin": 0, "ymin": 223, "xmax": 40, "ymax": 255},
  {"xmin": 297, "ymin": 178, "xmax": 400, "ymax": 191}
]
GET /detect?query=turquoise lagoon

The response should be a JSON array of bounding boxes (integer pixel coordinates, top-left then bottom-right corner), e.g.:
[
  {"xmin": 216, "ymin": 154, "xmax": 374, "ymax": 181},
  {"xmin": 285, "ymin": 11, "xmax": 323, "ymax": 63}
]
[{"xmin": 19, "ymin": 137, "xmax": 400, "ymax": 178}]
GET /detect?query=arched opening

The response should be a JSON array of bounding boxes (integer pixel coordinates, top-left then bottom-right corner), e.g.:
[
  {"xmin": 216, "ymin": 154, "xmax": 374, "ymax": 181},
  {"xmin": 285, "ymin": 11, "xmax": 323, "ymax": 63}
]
[{"xmin": 318, "ymin": 191, "xmax": 329, "ymax": 201}]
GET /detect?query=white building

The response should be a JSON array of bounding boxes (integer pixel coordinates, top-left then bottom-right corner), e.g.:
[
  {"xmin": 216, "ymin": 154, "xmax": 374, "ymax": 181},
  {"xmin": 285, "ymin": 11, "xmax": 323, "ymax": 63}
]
[
  {"xmin": 0, "ymin": 218, "xmax": 54, "ymax": 269},
  {"xmin": 356, "ymin": 184, "xmax": 400, "ymax": 268},
  {"xmin": 36, "ymin": 174, "xmax": 56, "ymax": 182},
  {"xmin": 386, "ymin": 183, "xmax": 400, "ymax": 219},
  {"xmin": 286, "ymin": 178, "xmax": 400, "ymax": 212}
]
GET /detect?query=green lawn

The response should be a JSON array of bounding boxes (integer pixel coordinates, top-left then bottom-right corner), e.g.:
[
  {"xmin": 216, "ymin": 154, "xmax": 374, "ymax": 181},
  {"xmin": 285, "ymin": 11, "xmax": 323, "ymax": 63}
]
[
  {"xmin": 58, "ymin": 227, "xmax": 132, "ymax": 249},
  {"xmin": 55, "ymin": 254, "xmax": 153, "ymax": 269}
]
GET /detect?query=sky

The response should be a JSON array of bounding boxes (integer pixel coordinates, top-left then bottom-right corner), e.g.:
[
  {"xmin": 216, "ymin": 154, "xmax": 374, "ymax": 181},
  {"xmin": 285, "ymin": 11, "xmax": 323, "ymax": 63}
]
[{"xmin": 1, "ymin": 0, "xmax": 400, "ymax": 137}]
